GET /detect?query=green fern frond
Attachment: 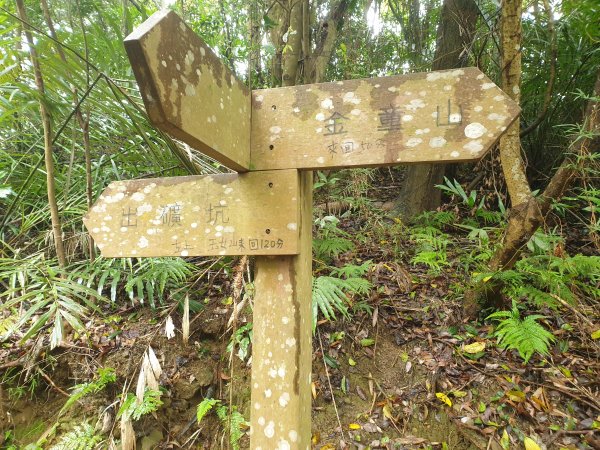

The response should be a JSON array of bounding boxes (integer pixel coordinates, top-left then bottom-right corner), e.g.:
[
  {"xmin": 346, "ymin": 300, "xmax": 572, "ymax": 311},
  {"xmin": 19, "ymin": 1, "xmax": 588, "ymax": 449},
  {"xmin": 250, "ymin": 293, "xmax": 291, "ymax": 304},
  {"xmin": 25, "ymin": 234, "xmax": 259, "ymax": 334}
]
[
  {"xmin": 49, "ymin": 423, "xmax": 102, "ymax": 450},
  {"xmin": 312, "ymin": 276, "xmax": 351, "ymax": 326},
  {"xmin": 197, "ymin": 398, "xmax": 219, "ymax": 422},
  {"xmin": 60, "ymin": 367, "xmax": 116, "ymax": 415},
  {"xmin": 228, "ymin": 407, "xmax": 247, "ymax": 450},
  {"xmin": 313, "ymin": 236, "xmax": 354, "ymax": 259},
  {"xmin": 488, "ymin": 307, "xmax": 555, "ymax": 363}
]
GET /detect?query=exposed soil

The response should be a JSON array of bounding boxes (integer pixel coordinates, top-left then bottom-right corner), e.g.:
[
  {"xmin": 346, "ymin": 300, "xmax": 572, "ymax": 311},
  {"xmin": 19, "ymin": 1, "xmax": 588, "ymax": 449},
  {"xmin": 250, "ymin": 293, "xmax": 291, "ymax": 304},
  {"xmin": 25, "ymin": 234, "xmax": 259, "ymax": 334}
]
[{"xmin": 2, "ymin": 168, "xmax": 599, "ymax": 449}]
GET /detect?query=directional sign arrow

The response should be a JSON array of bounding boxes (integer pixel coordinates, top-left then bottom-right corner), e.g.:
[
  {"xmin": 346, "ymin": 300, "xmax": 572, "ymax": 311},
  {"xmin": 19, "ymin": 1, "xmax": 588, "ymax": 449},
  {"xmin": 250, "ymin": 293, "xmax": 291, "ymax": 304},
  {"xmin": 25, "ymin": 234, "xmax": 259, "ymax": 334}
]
[
  {"xmin": 83, "ymin": 170, "xmax": 299, "ymax": 257},
  {"xmin": 250, "ymin": 67, "xmax": 520, "ymax": 170},
  {"xmin": 124, "ymin": 10, "xmax": 251, "ymax": 172},
  {"xmin": 125, "ymin": 12, "xmax": 519, "ymax": 173}
]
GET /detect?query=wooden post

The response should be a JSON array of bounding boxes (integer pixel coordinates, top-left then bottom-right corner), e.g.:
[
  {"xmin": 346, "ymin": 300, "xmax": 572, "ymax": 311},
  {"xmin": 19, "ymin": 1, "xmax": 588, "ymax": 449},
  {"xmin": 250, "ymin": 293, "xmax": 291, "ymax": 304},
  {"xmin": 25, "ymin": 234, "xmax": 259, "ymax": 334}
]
[{"xmin": 251, "ymin": 171, "xmax": 313, "ymax": 449}]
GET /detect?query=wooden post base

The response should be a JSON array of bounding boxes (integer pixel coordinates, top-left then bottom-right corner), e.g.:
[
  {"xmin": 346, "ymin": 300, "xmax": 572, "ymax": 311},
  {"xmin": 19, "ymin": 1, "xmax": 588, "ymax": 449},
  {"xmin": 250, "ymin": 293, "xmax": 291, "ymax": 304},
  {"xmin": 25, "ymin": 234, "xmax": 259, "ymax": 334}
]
[{"xmin": 250, "ymin": 171, "xmax": 313, "ymax": 449}]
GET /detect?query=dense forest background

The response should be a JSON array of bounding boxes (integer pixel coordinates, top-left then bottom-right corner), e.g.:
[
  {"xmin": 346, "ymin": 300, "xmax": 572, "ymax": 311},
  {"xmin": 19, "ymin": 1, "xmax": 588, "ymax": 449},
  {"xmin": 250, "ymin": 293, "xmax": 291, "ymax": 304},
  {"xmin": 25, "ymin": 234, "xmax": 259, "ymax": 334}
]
[{"xmin": 0, "ymin": 0, "xmax": 599, "ymax": 449}]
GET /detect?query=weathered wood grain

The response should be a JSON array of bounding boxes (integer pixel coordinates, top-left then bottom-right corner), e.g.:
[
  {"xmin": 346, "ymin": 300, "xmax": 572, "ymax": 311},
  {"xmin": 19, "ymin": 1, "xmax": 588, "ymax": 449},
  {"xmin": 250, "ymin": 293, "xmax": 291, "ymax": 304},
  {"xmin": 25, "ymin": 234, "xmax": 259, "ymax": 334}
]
[
  {"xmin": 251, "ymin": 171, "xmax": 313, "ymax": 448},
  {"xmin": 250, "ymin": 67, "xmax": 520, "ymax": 170},
  {"xmin": 124, "ymin": 10, "xmax": 251, "ymax": 172},
  {"xmin": 84, "ymin": 170, "xmax": 299, "ymax": 257}
]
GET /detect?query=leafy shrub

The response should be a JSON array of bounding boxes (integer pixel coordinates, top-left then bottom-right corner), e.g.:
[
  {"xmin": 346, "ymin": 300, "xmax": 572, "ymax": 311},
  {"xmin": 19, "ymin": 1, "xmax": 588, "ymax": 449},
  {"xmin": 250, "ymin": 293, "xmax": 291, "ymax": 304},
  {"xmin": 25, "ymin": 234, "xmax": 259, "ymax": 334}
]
[
  {"xmin": 488, "ymin": 303, "xmax": 555, "ymax": 363},
  {"xmin": 0, "ymin": 255, "xmax": 104, "ymax": 348},
  {"xmin": 312, "ymin": 262, "xmax": 373, "ymax": 331},
  {"xmin": 49, "ymin": 423, "xmax": 102, "ymax": 450},
  {"xmin": 76, "ymin": 256, "xmax": 195, "ymax": 307},
  {"xmin": 196, "ymin": 399, "xmax": 247, "ymax": 450}
]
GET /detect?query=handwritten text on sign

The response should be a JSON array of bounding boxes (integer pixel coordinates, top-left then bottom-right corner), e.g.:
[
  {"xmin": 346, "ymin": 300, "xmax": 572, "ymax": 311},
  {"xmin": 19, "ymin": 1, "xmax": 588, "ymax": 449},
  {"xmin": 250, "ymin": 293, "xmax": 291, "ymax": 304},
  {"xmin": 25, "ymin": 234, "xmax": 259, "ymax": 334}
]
[
  {"xmin": 250, "ymin": 67, "xmax": 520, "ymax": 170},
  {"xmin": 84, "ymin": 170, "xmax": 299, "ymax": 257}
]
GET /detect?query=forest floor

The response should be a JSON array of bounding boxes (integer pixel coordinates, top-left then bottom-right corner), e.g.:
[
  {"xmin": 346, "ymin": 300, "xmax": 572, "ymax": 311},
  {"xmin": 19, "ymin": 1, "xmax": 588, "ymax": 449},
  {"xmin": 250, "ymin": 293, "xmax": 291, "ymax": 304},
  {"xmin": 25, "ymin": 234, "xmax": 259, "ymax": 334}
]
[{"xmin": 1, "ymin": 169, "xmax": 599, "ymax": 450}]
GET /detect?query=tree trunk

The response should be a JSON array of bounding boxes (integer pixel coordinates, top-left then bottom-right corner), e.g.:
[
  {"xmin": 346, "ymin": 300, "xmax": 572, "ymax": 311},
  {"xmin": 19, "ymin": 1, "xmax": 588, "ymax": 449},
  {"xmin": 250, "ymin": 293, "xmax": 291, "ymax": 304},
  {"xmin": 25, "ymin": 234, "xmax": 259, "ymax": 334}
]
[
  {"xmin": 394, "ymin": 0, "xmax": 479, "ymax": 218},
  {"xmin": 498, "ymin": 0, "xmax": 531, "ymax": 206},
  {"xmin": 41, "ymin": 0, "xmax": 95, "ymax": 261},
  {"xmin": 16, "ymin": 0, "xmax": 67, "ymax": 268},
  {"xmin": 463, "ymin": 70, "xmax": 600, "ymax": 318}
]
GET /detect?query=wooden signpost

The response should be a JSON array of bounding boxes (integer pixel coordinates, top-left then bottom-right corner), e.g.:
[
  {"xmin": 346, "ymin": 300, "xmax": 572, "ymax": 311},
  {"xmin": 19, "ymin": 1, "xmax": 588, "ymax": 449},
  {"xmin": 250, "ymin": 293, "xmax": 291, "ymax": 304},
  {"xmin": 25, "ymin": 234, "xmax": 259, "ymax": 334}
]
[{"xmin": 84, "ymin": 10, "xmax": 520, "ymax": 449}]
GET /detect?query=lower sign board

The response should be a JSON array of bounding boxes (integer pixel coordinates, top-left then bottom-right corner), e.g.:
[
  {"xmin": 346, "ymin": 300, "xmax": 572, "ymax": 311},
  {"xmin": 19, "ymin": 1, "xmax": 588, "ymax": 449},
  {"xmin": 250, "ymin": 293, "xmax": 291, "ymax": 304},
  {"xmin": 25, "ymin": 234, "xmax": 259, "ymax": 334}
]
[{"xmin": 83, "ymin": 170, "xmax": 299, "ymax": 257}]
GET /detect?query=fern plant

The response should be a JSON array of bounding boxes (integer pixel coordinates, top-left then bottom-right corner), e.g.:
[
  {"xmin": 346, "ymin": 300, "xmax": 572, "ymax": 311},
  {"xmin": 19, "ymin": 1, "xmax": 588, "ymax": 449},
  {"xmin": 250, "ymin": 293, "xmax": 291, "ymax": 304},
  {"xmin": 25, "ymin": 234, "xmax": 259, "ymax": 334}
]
[
  {"xmin": 76, "ymin": 256, "xmax": 195, "ymax": 307},
  {"xmin": 196, "ymin": 398, "xmax": 248, "ymax": 450},
  {"xmin": 312, "ymin": 262, "xmax": 373, "ymax": 332},
  {"xmin": 313, "ymin": 215, "xmax": 354, "ymax": 261},
  {"xmin": 409, "ymin": 226, "xmax": 450, "ymax": 273},
  {"xmin": 0, "ymin": 255, "xmax": 105, "ymax": 348},
  {"xmin": 118, "ymin": 389, "xmax": 164, "ymax": 421},
  {"xmin": 60, "ymin": 367, "xmax": 116, "ymax": 416},
  {"xmin": 49, "ymin": 423, "xmax": 102, "ymax": 450},
  {"xmin": 488, "ymin": 303, "xmax": 555, "ymax": 363}
]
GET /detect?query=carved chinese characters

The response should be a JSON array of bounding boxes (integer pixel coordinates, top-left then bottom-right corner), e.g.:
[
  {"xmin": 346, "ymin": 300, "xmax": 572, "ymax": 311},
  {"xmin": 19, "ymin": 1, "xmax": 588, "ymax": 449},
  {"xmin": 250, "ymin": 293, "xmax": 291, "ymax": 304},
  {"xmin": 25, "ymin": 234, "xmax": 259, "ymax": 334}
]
[
  {"xmin": 250, "ymin": 67, "xmax": 520, "ymax": 170},
  {"xmin": 84, "ymin": 170, "xmax": 299, "ymax": 257}
]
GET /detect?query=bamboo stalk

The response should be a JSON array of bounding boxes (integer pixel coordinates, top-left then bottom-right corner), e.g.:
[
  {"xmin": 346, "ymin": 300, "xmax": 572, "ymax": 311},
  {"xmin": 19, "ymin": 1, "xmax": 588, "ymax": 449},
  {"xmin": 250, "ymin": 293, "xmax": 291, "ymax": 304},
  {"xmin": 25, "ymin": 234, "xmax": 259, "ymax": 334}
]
[{"xmin": 16, "ymin": 0, "xmax": 66, "ymax": 268}]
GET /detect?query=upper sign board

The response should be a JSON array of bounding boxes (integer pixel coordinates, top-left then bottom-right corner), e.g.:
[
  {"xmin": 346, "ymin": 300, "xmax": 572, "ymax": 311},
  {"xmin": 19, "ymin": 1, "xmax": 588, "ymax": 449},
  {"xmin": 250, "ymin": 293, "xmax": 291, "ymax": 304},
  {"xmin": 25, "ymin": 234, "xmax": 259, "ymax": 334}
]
[
  {"xmin": 124, "ymin": 10, "xmax": 251, "ymax": 172},
  {"xmin": 84, "ymin": 170, "xmax": 299, "ymax": 257},
  {"xmin": 250, "ymin": 67, "xmax": 520, "ymax": 170}
]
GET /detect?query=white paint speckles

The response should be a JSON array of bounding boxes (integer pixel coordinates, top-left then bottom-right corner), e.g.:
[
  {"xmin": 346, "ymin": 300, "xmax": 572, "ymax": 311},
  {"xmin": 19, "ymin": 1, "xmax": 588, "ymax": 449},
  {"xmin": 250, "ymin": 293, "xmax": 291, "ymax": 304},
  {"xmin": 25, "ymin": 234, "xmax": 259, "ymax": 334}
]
[
  {"xmin": 282, "ymin": 316, "xmax": 290, "ymax": 325},
  {"xmin": 269, "ymin": 368, "xmax": 277, "ymax": 378},
  {"xmin": 351, "ymin": 109, "xmax": 361, "ymax": 116},
  {"xmin": 264, "ymin": 421, "xmax": 275, "ymax": 438},
  {"xmin": 488, "ymin": 113, "xmax": 506, "ymax": 122},
  {"xmin": 254, "ymin": 402, "xmax": 261, "ymax": 410},
  {"xmin": 270, "ymin": 126, "xmax": 282, "ymax": 134},
  {"xmin": 287, "ymin": 223, "xmax": 297, "ymax": 231},
  {"xmin": 92, "ymin": 227, "xmax": 100, "ymax": 233},
  {"xmin": 277, "ymin": 439, "xmax": 290, "ymax": 450},
  {"xmin": 120, "ymin": 226, "xmax": 128, "ymax": 232},
  {"xmin": 429, "ymin": 137, "xmax": 447, "ymax": 148},
  {"xmin": 404, "ymin": 99, "xmax": 425, "ymax": 111},
  {"xmin": 224, "ymin": 226, "xmax": 235, "ymax": 233},
  {"xmin": 320, "ymin": 98, "xmax": 334, "ymax": 109},
  {"xmin": 205, "ymin": 228, "xmax": 211, "ymax": 234},
  {"xmin": 402, "ymin": 114, "xmax": 413, "ymax": 122},
  {"xmin": 286, "ymin": 337, "xmax": 296, "ymax": 347},
  {"xmin": 494, "ymin": 95, "xmax": 504, "ymax": 101},
  {"xmin": 477, "ymin": 73, "xmax": 485, "ymax": 80},
  {"xmin": 277, "ymin": 366, "xmax": 286, "ymax": 378},
  {"xmin": 138, "ymin": 236, "xmax": 149, "ymax": 248},
  {"xmin": 138, "ymin": 203, "xmax": 152, "ymax": 214},
  {"xmin": 343, "ymin": 92, "xmax": 360, "ymax": 104},
  {"xmin": 184, "ymin": 84, "xmax": 196, "ymax": 96},
  {"xmin": 464, "ymin": 122, "xmax": 487, "ymax": 139},
  {"xmin": 315, "ymin": 112, "xmax": 325, "ymax": 121},
  {"xmin": 513, "ymin": 86, "xmax": 520, "ymax": 95},
  {"xmin": 316, "ymin": 156, "xmax": 325, "ymax": 164},
  {"xmin": 474, "ymin": 105, "xmax": 483, "ymax": 112},
  {"xmin": 444, "ymin": 85, "xmax": 451, "ymax": 91},
  {"xmin": 449, "ymin": 113, "xmax": 462, "ymax": 123},
  {"xmin": 255, "ymin": 94, "xmax": 264, "ymax": 103},
  {"xmin": 181, "ymin": 250, "xmax": 189, "ymax": 257},
  {"xmin": 219, "ymin": 199, "xmax": 227, "ymax": 206},
  {"xmin": 292, "ymin": 107, "xmax": 300, "ymax": 113},
  {"xmin": 199, "ymin": 47, "xmax": 206, "ymax": 57},
  {"xmin": 264, "ymin": 389, "xmax": 272, "ymax": 398},
  {"xmin": 161, "ymin": 60, "xmax": 167, "ymax": 67},
  {"xmin": 387, "ymin": 86, "xmax": 397, "ymax": 92},
  {"xmin": 289, "ymin": 430, "xmax": 298, "ymax": 442},
  {"xmin": 481, "ymin": 82, "xmax": 495, "ymax": 90},
  {"xmin": 279, "ymin": 392, "xmax": 290, "ymax": 407},
  {"xmin": 415, "ymin": 128, "xmax": 430, "ymax": 135},
  {"xmin": 258, "ymin": 416, "xmax": 265, "ymax": 426},
  {"xmin": 406, "ymin": 138, "xmax": 423, "ymax": 147},
  {"xmin": 426, "ymin": 69, "xmax": 464, "ymax": 82},
  {"xmin": 450, "ymin": 151, "xmax": 460, "ymax": 158},
  {"xmin": 463, "ymin": 140, "xmax": 483, "ymax": 155},
  {"xmin": 103, "ymin": 192, "xmax": 125, "ymax": 203},
  {"xmin": 224, "ymin": 187, "xmax": 234, "ymax": 194},
  {"xmin": 277, "ymin": 274, "xmax": 284, "ymax": 281}
]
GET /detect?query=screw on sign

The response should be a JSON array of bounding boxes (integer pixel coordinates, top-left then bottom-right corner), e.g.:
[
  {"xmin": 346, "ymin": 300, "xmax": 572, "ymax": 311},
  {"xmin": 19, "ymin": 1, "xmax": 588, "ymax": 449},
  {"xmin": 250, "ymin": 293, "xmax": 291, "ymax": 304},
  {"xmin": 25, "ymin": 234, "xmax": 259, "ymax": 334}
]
[{"xmin": 83, "ymin": 9, "xmax": 520, "ymax": 449}]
